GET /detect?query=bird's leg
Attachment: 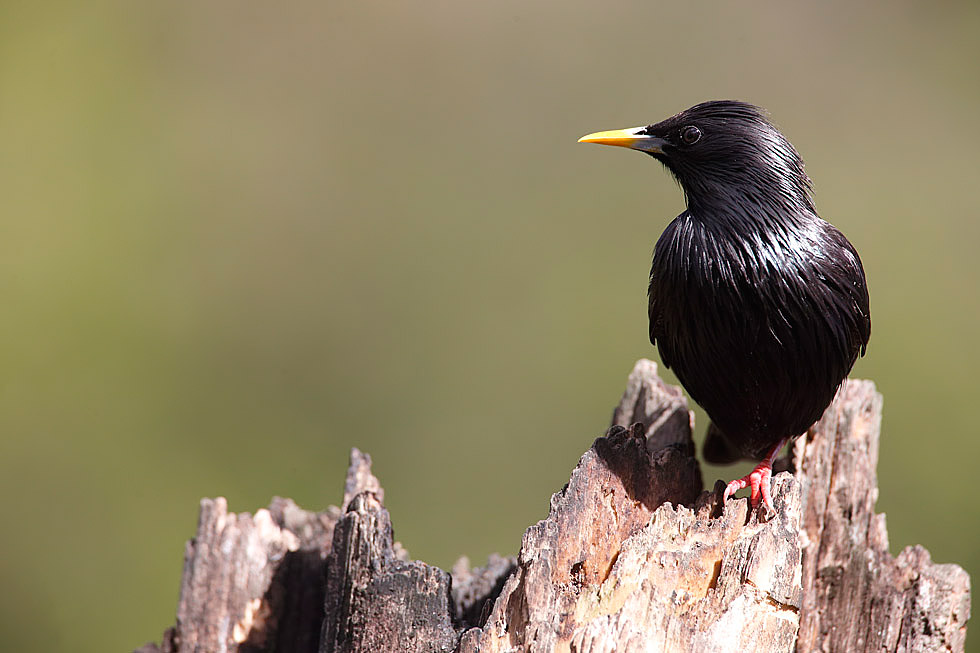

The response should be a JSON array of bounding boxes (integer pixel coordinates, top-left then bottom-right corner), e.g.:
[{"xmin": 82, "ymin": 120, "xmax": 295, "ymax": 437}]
[{"xmin": 722, "ymin": 438, "xmax": 788, "ymax": 514}]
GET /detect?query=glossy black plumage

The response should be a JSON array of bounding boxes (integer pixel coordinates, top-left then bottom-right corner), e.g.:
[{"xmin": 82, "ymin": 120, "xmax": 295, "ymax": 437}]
[{"xmin": 589, "ymin": 101, "xmax": 871, "ymax": 466}]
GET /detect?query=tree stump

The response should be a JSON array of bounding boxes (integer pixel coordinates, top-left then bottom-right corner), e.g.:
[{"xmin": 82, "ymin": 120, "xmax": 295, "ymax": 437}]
[{"xmin": 137, "ymin": 360, "xmax": 970, "ymax": 653}]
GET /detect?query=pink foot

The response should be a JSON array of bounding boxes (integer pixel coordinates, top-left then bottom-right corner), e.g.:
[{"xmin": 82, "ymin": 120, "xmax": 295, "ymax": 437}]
[{"xmin": 722, "ymin": 438, "xmax": 787, "ymax": 514}]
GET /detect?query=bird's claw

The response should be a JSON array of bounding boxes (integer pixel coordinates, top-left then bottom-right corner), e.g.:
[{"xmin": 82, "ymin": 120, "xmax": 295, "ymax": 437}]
[
  {"xmin": 722, "ymin": 464, "xmax": 775, "ymax": 516},
  {"xmin": 720, "ymin": 437, "xmax": 786, "ymax": 517}
]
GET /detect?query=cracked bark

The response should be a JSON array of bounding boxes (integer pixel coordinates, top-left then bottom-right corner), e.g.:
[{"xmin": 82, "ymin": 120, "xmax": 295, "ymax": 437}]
[{"xmin": 138, "ymin": 359, "xmax": 970, "ymax": 653}]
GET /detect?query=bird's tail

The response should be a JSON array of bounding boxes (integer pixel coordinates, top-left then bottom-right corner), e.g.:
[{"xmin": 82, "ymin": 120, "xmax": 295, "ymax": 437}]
[{"xmin": 702, "ymin": 422, "xmax": 743, "ymax": 465}]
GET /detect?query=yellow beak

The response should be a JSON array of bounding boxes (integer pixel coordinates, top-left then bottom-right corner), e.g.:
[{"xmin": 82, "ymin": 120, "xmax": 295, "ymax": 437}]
[{"xmin": 578, "ymin": 127, "xmax": 666, "ymax": 154}]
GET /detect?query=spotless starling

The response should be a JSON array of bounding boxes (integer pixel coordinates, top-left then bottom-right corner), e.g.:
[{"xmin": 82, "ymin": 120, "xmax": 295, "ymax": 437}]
[{"xmin": 580, "ymin": 101, "xmax": 871, "ymax": 513}]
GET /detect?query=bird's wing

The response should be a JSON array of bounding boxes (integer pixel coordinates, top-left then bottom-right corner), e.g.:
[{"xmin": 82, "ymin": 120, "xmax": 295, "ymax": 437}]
[
  {"xmin": 847, "ymin": 240, "xmax": 872, "ymax": 355},
  {"xmin": 647, "ymin": 214, "xmax": 687, "ymax": 365},
  {"xmin": 702, "ymin": 421, "xmax": 745, "ymax": 464},
  {"xmin": 822, "ymin": 224, "xmax": 872, "ymax": 357},
  {"xmin": 648, "ymin": 278, "xmax": 663, "ymax": 350}
]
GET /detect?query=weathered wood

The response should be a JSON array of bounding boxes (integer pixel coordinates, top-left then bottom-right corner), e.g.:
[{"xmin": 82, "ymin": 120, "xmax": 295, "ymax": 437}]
[
  {"xmin": 139, "ymin": 360, "xmax": 970, "ymax": 653},
  {"xmin": 459, "ymin": 363, "xmax": 796, "ymax": 653},
  {"xmin": 793, "ymin": 380, "xmax": 971, "ymax": 652},
  {"xmin": 320, "ymin": 490, "xmax": 457, "ymax": 653},
  {"xmin": 450, "ymin": 555, "xmax": 518, "ymax": 631},
  {"xmin": 156, "ymin": 496, "xmax": 339, "ymax": 653},
  {"xmin": 320, "ymin": 453, "xmax": 518, "ymax": 652},
  {"xmin": 611, "ymin": 357, "xmax": 695, "ymax": 452},
  {"xmin": 137, "ymin": 449, "xmax": 379, "ymax": 653}
]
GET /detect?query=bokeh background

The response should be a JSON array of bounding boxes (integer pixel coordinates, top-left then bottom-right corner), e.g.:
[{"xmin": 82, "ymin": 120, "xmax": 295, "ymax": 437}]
[{"xmin": 1, "ymin": 1, "xmax": 977, "ymax": 650}]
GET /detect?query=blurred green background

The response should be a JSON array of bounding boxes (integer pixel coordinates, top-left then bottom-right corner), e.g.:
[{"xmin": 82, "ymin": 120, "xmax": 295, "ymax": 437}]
[{"xmin": 1, "ymin": 0, "xmax": 977, "ymax": 650}]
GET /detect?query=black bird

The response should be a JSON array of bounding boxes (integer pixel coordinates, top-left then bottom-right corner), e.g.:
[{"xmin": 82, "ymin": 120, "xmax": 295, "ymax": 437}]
[{"xmin": 579, "ymin": 101, "xmax": 870, "ymax": 512}]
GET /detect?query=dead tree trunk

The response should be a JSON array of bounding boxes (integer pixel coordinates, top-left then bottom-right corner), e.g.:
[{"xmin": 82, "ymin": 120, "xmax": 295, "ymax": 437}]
[{"xmin": 137, "ymin": 360, "xmax": 970, "ymax": 653}]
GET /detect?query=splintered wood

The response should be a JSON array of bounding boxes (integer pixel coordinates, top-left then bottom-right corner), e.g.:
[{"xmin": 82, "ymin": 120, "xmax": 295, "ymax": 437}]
[{"xmin": 139, "ymin": 360, "xmax": 970, "ymax": 653}]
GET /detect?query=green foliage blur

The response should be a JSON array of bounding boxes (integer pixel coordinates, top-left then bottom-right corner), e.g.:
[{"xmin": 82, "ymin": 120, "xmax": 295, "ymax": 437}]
[{"xmin": 1, "ymin": 1, "xmax": 977, "ymax": 650}]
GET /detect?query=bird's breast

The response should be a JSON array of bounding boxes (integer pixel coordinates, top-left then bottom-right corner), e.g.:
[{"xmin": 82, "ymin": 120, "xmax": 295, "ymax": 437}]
[{"xmin": 648, "ymin": 210, "xmax": 868, "ymax": 450}]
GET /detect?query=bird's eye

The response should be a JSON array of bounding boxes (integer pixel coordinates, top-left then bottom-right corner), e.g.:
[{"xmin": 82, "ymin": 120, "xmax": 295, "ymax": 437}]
[{"xmin": 680, "ymin": 126, "xmax": 701, "ymax": 145}]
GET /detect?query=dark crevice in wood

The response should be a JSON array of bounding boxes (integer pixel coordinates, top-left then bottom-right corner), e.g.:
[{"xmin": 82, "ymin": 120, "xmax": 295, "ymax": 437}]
[{"xmin": 450, "ymin": 554, "xmax": 517, "ymax": 631}]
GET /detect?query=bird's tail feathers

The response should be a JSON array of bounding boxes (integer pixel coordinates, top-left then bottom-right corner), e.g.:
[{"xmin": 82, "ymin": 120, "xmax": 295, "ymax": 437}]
[{"xmin": 702, "ymin": 422, "xmax": 744, "ymax": 465}]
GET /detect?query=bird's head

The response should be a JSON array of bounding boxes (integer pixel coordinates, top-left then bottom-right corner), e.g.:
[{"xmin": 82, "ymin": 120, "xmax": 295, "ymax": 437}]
[{"xmin": 580, "ymin": 100, "xmax": 814, "ymax": 216}]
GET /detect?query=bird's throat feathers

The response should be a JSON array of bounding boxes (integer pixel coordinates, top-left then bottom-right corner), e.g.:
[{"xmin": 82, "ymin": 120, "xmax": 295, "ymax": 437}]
[
  {"xmin": 678, "ymin": 165, "xmax": 817, "ymax": 236},
  {"xmin": 671, "ymin": 155, "xmax": 815, "ymax": 229}
]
